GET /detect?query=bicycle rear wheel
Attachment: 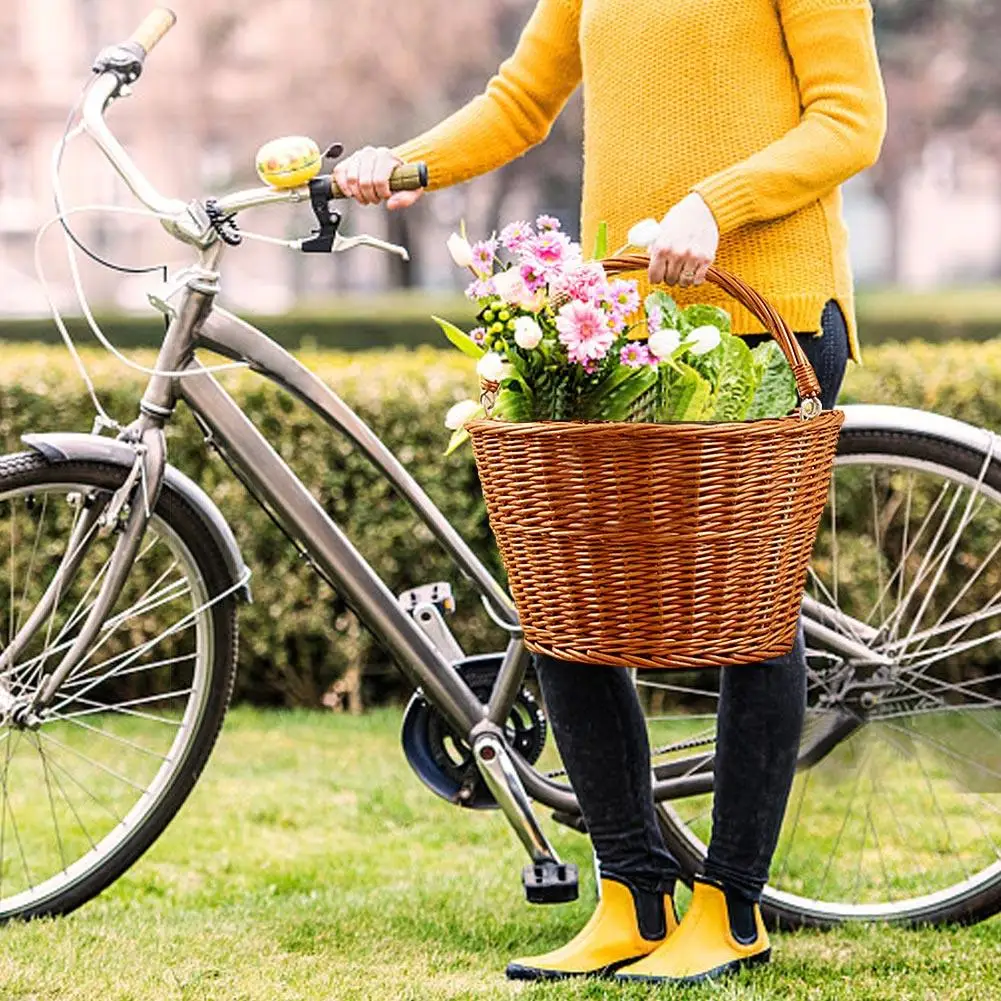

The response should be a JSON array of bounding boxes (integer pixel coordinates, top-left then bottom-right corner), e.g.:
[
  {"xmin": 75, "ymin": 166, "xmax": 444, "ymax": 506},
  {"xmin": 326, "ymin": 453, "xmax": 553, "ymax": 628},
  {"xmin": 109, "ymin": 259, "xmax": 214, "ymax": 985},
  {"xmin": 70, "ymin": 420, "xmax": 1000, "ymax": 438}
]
[
  {"xmin": 0, "ymin": 452, "xmax": 238, "ymax": 921},
  {"xmin": 642, "ymin": 426, "xmax": 1001, "ymax": 927}
]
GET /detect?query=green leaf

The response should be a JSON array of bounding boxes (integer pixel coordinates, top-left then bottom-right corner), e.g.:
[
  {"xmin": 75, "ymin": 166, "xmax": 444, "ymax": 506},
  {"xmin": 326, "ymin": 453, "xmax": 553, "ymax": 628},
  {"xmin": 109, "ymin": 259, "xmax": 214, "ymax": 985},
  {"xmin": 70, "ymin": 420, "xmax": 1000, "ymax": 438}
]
[
  {"xmin": 685, "ymin": 339, "xmax": 725, "ymax": 390},
  {"xmin": 710, "ymin": 333, "xmax": 758, "ymax": 421},
  {"xmin": 661, "ymin": 362, "xmax": 713, "ymax": 421},
  {"xmin": 746, "ymin": 342, "xmax": 798, "ymax": 419},
  {"xmin": 432, "ymin": 315, "xmax": 486, "ymax": 360},
  {"xmin": 590, "ymin": 366, "xmax": 659, "ymax": 421},
  {"xmin": 445, "ymin": 427, "xmax": 471, "ymax": 456},
  {"xmin": 593, "ymin": 221, "xmax": 609, "ymax": 261},
  {"xmin": 492, "ymin": 385, "xmax": 534, "ymax": 422},
  {"xmin": 645, "ymin": 291, "xmax": 680, "ymax": 330},
  {"xmin": 577, "ymin": 365, "xmax": 637, "ymax": 420},
  {"xmin": 681, "ymin": 304, "xmax": 732, "ymax": 335}
]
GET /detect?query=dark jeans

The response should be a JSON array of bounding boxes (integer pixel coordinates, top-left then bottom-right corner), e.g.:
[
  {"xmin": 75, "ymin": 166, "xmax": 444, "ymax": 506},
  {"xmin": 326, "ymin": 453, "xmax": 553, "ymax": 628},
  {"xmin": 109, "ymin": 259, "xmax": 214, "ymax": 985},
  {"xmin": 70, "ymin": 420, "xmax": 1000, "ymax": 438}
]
[{"xmin": 536, "ymin": 301, "xmax": 850, "ymax": 903}]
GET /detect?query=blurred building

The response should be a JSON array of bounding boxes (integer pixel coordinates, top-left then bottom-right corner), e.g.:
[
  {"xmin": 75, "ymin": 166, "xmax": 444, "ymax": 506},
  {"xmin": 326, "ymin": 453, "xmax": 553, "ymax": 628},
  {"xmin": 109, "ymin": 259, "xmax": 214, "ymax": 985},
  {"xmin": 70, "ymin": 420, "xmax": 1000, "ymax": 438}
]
[{"xmin": 3, "ymin": 0, "xmax": 1001, "ymax": 319}]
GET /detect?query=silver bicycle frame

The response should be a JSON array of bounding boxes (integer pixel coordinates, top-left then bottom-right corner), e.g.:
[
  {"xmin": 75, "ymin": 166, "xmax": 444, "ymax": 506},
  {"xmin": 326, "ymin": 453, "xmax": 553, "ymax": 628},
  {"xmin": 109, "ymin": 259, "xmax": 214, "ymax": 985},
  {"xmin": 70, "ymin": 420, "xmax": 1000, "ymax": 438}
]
[{"xmin": 100, "ymin": 250, "xmax": 588, "ymax": 816}]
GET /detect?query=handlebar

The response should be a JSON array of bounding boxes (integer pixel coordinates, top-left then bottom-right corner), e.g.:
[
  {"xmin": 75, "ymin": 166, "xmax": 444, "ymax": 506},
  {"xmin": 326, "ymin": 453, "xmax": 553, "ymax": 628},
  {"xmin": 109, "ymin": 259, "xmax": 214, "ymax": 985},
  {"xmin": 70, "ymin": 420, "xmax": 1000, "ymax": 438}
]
[
  {"xmin": 78, "ymin": 9, "xmax": 429, "ymax": 248},
  {"xmin": 130, "ymin": 7, "xmax": 177, "ymax": 56},
  {"xmin": 330, "ymin": 162, "xmax": 429, "ymax": 199}
]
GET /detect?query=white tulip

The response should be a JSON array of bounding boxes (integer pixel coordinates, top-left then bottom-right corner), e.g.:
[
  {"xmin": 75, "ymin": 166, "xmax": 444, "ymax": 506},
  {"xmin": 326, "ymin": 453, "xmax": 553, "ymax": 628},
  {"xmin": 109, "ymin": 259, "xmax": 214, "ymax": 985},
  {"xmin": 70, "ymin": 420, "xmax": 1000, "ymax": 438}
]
[
  {"xmin": 447, "ymin": 232, "xmax": 475, "ymax": 269},
  {"xmin": 513, "ymin": 316, "xmax": 543, "ymax": 350},
  {"xmin": 628, "ymin": 218, "xmax": 661, "ymax": 249},
  {"xmin": 687, "ymin": 324, "xmax": 722, "ymax": 356},
  {"xmin": 648, "ymin": 328, "xmax": 681, "ymax": 359},
  {"xmin": 445, "ymin": 399, "xmax": 482, "ymax": 430},
  {"xmin": 476, "ymin": 351, "xmax": 508, "ymax": 383}
]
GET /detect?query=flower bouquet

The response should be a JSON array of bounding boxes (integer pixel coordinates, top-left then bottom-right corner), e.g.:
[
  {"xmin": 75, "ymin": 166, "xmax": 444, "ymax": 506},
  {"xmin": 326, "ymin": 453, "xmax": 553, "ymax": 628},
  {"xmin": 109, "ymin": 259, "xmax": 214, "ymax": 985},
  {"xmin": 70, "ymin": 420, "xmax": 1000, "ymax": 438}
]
[
  {"xmin": 436, "ymin": 217, "xmax": 798, "ymax": 455},
  {"xmin": 432, "ymin": 217, "xmax": 843, "ymax": 671}
]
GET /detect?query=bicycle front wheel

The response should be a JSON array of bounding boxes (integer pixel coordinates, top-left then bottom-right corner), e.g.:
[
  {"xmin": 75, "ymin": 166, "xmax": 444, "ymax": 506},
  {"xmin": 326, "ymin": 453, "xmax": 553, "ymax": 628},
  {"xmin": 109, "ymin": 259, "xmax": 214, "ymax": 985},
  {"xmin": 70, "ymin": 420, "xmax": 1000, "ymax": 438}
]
[
  {"xmin": 0, "ymin": 452, "xmax": 238, "ymax": 922},
  {"xmin": 644, "ymin": 424, "xmax": 1001, "ymax": 927}
]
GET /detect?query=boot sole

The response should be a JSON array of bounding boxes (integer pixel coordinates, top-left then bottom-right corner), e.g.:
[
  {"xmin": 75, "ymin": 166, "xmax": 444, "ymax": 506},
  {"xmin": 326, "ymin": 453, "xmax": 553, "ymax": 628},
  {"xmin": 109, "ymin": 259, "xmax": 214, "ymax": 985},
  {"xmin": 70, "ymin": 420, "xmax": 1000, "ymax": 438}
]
[
  {"xmin": 506, "ymin": 953, "xmax": 651, "ymax": 982},
  {"xmin": 615, "ymin": 947, "xmax": 772, "ymax": 986}
]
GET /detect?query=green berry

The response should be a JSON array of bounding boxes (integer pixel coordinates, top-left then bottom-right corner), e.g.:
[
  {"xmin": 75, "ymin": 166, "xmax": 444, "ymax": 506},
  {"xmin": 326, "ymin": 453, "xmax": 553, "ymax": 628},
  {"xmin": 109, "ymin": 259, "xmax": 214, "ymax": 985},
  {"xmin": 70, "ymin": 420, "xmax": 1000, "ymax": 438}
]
[
  {"xmin": 490, "ymin": 322, "xmax": 505, "ymax": 336},
  {"xmin": 498, "ymin": 309, "xmax": 511, "ymax": 322},
  {"xmin": 483, "ymin": 309, "xmax": 496, "ymax": 324}
]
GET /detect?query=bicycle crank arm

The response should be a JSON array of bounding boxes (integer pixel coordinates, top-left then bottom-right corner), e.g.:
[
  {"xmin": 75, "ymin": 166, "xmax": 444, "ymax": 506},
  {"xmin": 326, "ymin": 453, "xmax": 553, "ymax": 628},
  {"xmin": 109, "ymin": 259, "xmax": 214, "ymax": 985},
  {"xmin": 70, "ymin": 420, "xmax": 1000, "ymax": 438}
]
[
  {"xmin": 32, "ymin": 428, "xmax": 167, "ymax": 712},
  {"xmin": 471, "ymin": 722, "xmax": 579, "ymax": 904}
]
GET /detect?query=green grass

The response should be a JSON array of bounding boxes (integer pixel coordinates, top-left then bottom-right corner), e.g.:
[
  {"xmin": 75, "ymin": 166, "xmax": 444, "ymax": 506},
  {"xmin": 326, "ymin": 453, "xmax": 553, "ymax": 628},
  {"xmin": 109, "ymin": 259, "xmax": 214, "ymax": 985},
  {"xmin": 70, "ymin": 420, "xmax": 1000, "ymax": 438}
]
[{"xmin": 0, "ymin": 708, "xmax": 997, "ymax": 1000}]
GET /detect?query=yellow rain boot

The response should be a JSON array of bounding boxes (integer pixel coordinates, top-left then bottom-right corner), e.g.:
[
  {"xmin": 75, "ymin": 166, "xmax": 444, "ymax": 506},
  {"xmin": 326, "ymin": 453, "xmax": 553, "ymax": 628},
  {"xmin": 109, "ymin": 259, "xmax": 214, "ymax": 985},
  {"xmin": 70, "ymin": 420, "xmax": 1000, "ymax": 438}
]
[
  {"xmin": 505, "ymin": 876, "xmax": 678, "ymax": 982},
  {"xmin": 615, "ymin": 877, "xmax": 771, "ymax": 985}
]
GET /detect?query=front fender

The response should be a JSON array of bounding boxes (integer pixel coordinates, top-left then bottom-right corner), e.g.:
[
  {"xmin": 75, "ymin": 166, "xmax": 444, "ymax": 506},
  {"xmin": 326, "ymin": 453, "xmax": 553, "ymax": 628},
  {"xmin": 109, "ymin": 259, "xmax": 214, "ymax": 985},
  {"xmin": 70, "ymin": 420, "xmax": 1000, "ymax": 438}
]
[{"xmin": 22, "ymin": 432, "xmax": 252, "ymax": 603}]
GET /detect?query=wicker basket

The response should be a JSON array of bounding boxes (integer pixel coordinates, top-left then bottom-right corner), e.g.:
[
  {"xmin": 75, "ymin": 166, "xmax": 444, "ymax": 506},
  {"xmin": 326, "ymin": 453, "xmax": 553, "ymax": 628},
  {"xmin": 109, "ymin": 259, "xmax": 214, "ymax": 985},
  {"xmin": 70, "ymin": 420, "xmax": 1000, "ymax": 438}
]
[{"xmin": 466, "ymin": 257, "xmax": 844, "ymax": 670}]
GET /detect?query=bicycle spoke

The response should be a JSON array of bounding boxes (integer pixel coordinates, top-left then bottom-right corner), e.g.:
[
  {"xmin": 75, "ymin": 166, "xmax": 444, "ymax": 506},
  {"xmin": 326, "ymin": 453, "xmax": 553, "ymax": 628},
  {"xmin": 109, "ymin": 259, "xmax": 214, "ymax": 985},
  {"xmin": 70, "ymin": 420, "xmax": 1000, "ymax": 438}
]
[
  {"xmin": 818, "ymin": 740, "xmax": 869, "ymax": 900},
  {"xmin": 37, "ymin": 729, "xmax": 148, "ymax": 795},
  {"xmin": 15, "ymin": 494, "xmax": 48, "ymax": 637},
  {"xmin": 33, "ymin": 734, "xmax": 69, "ymax": 873},
  {"xmin": 0, "ymin": 732, "xmax": 32, "ymax": 892},
  {"xmin": 53, "ymin": 688, "xmax": 193, "ymax": 724},
  {"xmin": 47, "ymin": 715, "xmax": 169, "ymax": 763},
  {"xmin": 49, "ymin": 693, "xmax": 184, "ymax": 728}
]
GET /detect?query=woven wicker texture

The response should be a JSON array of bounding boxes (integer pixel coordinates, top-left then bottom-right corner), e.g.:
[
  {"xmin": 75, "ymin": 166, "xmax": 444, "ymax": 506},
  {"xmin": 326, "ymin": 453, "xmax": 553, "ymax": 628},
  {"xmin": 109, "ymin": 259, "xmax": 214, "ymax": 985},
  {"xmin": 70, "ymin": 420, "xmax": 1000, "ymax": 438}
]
[{"xmin": 467, "ymin": 261, "xmax": 844, "ymax": 669}]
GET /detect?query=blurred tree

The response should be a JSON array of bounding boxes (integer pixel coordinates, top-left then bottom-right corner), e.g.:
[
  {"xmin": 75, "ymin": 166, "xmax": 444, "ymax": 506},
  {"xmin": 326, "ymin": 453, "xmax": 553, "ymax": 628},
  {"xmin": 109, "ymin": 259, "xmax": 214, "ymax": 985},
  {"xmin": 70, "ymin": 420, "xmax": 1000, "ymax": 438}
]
[
  {"xmin": 869, "ymin": 0, "xmax": 955, "ymax": 282},
  {"xmin": 939, "ymin": 2, "xmax": 1001, "ymax": 272}
]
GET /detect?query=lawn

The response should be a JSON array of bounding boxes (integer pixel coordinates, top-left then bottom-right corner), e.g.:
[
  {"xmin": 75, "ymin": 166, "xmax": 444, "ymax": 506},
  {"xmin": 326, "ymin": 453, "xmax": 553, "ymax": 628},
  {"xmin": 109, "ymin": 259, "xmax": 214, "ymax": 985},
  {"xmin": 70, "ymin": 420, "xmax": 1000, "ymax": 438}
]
[{"xmin": 0, "ymin": 707, "xmax": 998, "ymax": 1001}]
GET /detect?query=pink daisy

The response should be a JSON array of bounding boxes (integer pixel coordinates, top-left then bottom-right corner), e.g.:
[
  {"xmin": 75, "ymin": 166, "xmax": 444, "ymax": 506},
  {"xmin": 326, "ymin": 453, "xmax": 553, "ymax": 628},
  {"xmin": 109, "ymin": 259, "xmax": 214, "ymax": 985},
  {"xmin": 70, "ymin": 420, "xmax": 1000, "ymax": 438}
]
[
  {"xmin": 500, "ymin": 221, "xmax": 534, "ymax": 253},
  {"xmin": 465, "ymin": 277, "xmax": 496, "ymax": 302},
  {"xmin": 525, "ymin": 231, "xmax": 576, "ymax": 276},
  {"xmin": 471, "ymin": 239, "xmax": 497, "ymax": 276},
  {"xmin": 620, "ymin": 342, "xmax": 654, "ymax": 368},
  {"xmin": 647, "ymin": 304, "xmax": 664, "ymax": 332},
  {"xmin": 536, "ymin": 214, "xmax": 561, "ymax": 232},
  {"xmin": 470, "ymin": 327, "xmax": 488, "ymax": 346},
  {"xmin": 556, "ymin": 300, "xmax": 616, "ymax": 365},
  {"xmin": 519, "ymin": 260, "xmax": 549, "ymax": 294},
  {"xmin": 552, "ymin": 262, "xmax": 608, "ymax": 303},
  {"xmin": 609, "ymin": 279, "xmax": 641, "ymax": 317}
]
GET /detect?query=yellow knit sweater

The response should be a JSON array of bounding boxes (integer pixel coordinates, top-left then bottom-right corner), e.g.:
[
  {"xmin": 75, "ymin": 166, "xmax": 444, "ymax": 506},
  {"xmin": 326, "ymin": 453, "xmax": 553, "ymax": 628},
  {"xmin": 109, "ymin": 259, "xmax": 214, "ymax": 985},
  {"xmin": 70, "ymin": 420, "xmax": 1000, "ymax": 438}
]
[{"xmin": 395, "ymin": 0, "xmax": 887, "ymax": 359}]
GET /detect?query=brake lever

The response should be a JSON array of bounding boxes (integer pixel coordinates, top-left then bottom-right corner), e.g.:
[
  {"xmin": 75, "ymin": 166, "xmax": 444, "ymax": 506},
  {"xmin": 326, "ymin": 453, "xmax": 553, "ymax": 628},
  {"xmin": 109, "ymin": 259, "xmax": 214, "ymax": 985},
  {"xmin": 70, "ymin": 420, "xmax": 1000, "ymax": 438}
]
[
  {"xmin": 297, "ymin": 173, "xmax": 409, "ymax": 259},
  {"xmin": 332, "ymin": 233, "xmax": 410, "ymax": 261}
]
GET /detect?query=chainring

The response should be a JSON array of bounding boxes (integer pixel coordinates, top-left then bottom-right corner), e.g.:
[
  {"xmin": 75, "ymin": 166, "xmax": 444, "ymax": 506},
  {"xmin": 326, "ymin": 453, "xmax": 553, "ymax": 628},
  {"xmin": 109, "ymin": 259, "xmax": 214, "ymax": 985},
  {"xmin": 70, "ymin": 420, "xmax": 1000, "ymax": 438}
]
[{"xmin": 401, "ymin": 654, "xmax": 547, "ymax": 809}]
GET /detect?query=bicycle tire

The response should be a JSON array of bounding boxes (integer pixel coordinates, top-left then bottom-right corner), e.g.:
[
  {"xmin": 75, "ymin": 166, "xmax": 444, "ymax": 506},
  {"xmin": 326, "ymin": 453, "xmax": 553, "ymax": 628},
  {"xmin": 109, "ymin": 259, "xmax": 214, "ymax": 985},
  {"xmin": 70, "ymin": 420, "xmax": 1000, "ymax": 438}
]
[{"xmin": 0, "ymin": 452, "xmax": 238, "ymax": 922}]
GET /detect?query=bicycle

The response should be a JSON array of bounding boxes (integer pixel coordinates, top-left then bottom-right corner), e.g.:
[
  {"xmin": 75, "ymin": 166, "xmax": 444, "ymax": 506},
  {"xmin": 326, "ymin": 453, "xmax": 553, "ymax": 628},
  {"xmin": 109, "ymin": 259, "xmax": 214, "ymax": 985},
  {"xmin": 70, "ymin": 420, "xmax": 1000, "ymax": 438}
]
[{"xmin": 1, "ymin": 8, "xmax": 1000, "ymax": 930}]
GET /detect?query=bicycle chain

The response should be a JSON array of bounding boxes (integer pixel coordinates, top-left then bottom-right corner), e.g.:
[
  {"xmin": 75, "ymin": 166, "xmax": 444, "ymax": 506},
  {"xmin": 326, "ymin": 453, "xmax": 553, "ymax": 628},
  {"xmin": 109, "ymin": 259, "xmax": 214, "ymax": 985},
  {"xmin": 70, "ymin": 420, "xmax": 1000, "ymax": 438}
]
[{"xmin": 544, "ymin": 732, "xmax": 715, "ymax": 780}]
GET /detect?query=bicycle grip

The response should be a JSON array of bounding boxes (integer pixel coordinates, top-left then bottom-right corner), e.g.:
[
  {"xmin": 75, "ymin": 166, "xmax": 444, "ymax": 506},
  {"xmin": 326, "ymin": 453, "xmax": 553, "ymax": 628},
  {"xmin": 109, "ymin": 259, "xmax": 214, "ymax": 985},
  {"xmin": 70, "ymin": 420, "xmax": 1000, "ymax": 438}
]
[
  {"xmin": 329, "ymin": 162, "xmax": 429, "ymax": 199},
  {"xmin": 130, "ymin": 8, "xmax": 177, "ymax": 55}
]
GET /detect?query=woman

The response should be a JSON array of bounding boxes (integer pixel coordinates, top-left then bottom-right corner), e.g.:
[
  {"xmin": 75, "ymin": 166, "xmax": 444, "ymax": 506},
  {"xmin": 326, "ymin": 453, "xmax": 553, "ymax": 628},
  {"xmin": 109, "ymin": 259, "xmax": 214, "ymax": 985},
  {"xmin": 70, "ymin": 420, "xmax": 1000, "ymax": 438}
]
[{"xmin": 335, "ymin": 0, "xmax": 886, "ymax": 985}]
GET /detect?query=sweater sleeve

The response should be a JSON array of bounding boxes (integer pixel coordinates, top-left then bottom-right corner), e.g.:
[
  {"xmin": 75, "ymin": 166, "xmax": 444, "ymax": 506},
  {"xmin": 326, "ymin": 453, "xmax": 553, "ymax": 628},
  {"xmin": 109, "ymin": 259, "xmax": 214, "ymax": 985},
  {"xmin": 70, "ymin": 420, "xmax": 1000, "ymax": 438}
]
[
  {"xmin": 393, "ymin": 0, "xmax": 582, "ymax": 190},
  {"xmin": 692, "ymin": 0, "xmax": 887, "ymax": 235}
]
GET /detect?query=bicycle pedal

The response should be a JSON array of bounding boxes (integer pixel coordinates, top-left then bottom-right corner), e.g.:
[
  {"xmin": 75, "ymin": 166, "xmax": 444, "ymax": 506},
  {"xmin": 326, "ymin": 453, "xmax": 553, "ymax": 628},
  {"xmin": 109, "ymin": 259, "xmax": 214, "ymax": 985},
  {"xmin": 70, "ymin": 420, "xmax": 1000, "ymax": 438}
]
[
  {"xmin": 398, "ymin": 581, "xmax": 455, "ymax": 615},
  {"xmin": 522, "ymin": 860, "xmax": 579, "ymax": 905}
]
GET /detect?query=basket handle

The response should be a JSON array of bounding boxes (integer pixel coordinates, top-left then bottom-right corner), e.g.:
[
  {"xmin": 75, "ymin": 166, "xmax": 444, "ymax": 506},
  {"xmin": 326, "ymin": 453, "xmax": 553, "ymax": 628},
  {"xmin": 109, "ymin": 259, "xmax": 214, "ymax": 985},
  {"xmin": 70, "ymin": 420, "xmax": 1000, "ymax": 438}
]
[{"xmin": 601, "ymin": 255, "xmax": 823, "ymax": 414}]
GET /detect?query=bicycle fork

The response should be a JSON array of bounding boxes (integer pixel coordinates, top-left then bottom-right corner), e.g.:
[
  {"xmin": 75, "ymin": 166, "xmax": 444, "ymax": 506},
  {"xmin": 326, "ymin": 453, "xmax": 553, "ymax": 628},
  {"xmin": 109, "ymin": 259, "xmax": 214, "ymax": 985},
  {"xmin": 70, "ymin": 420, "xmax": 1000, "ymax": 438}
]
[{"xmin": 0, "ymin": 422, "xmax": 166, "ymax": 726}]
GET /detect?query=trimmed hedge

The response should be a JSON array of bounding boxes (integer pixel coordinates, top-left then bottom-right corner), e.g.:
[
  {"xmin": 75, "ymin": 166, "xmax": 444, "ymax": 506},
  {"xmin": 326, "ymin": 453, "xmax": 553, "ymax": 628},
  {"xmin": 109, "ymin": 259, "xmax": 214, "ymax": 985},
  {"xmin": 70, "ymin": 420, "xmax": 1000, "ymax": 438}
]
[
  {"xmin": 2, "ymin": 338, "xmax": 1001, "ymax": 707},
  {"xmin": 5, "ymin": 292, "xmax": 1001, "ymax": 351}
]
